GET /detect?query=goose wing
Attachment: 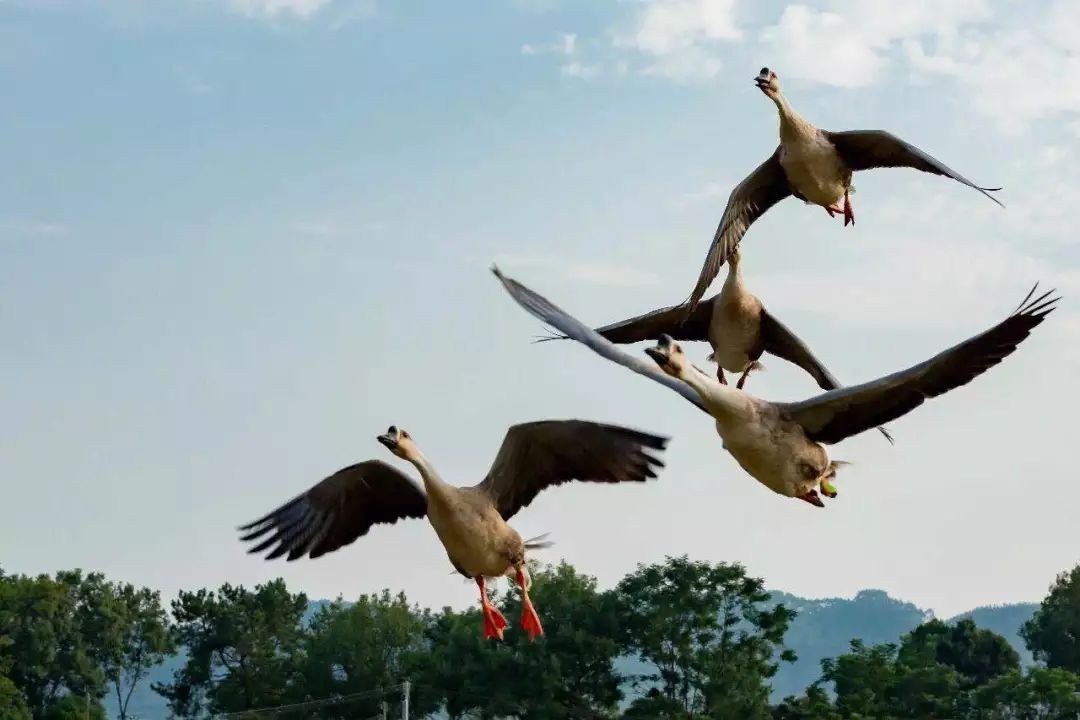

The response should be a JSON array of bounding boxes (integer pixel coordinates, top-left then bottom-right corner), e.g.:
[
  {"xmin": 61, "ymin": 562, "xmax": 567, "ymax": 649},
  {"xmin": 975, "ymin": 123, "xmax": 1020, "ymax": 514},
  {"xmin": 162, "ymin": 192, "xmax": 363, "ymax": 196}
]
[
  {"xmin": 686, "ymin": 148, "xmax": 791, "ymax": 314},
  {"xmin": 492, "ymin": 266, "xmax": 709, "ymax": 414},
  {"xmin": 824, "ymin": 130, "xmax": 1003, "ymax": 206},
  {"xmin": 475, "ymin": 420, "xmax": 668, "ymax": 521},
  {"xmin": 541, "ymin": 298, "xmax": 715, "ymax": 345},
  {"xmin": 238, "ymin": 460, "xmax": 427, "ymax": 561},
  {"xmin": 777, "ymin": 287, "xmax": 1056, "ymax": 445},
  {"xmin": 760, "ymin": 308, "xmax": 893, "ymax": 443}
]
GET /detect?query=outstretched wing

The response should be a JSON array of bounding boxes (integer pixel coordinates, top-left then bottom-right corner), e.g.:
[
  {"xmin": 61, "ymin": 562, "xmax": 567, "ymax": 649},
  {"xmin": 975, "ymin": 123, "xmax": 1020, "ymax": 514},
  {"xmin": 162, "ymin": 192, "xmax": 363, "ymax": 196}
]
[
  {"xmin": 777, "ymin": 287, "xmax": 1056, "ymax": 445},
  {"xmin": 824, "ymin": 130, "xmax": 1003, "ymax": 207},
  {"xmin": 238, "ymin": 460, "xmax": 427, "ymax": 561},
  {"xmin": 760, "ymin": 308, "xmax": 892, "ymax": 443},
  {"xmin": 541, "ymin": 298, "xmax": 715, "ymax": 345},
  {"xmin": 686, "ymin": 148, "xmax": 791, "ymax": 314},
  {"xmin": 475, "ymin": 420, "xmax": 668, "ymax": 521},
  {"xmin": 492, "ymin": 265, "xmax": 709, "ymax": 414}
]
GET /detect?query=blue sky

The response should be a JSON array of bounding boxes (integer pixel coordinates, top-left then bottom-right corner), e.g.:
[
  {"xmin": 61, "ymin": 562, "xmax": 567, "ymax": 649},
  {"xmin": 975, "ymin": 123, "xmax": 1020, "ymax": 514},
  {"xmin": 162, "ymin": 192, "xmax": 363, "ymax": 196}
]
[{"xmin": 2, "ymin": 0, "xmax": 1078, "ymax": 618}]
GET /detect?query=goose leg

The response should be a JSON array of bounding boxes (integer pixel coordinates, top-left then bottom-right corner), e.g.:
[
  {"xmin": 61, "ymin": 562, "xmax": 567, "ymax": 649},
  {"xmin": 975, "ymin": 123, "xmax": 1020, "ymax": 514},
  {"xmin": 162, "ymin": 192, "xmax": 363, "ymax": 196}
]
[
  {"xmin": 843, "ymin": 189, "xmax": 854, "ymax": 227},
  {"xmin": 717, "ymin": 368, "xmax": 728, "ymax": 385},
  {"xmin": 736, "ymin": 360, "xmax": 764, "ymax": 390},
  {"xmin": 824, "ymin": 203, "xmax": 844, "ymax": 218},
  {"xmin": 515, "ymin": 568, "xmax": 544, "ymax": 640},
  {"xmin": 797, "ymin": 490, "xmax": 824, "ymax": 508},
  {"xmin": 476, "ymin": 577, "xmax": 507, "ymax": 640}
]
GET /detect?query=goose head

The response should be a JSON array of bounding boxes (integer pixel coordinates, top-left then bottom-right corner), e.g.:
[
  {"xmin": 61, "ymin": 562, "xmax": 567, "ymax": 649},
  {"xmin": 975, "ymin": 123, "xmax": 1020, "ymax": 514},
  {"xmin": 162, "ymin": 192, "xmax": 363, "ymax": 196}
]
[
  {"xmin": 645, "ymin": 334, "xmax": 689, "ymax": 378},
  {"xmin": 754, "ymin": 67, "xmax": 780, "ymax": 98},
  {"xmin": 376, "ymin": 425, "xmax": 418, "ymax": 460}
]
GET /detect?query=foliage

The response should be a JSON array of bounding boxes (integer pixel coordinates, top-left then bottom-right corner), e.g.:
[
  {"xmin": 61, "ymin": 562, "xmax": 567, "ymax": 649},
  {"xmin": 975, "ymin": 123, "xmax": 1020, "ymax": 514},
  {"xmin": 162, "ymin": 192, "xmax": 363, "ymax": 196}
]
[
  {"xmin": 154, "ymin": 579, "xmax": 308, "ymax": 718},
  {"xmin": 424, "ymin": 561, "xmax": 624, "ymax": 719},
  {"xmin": 1, "ymin": 558, "xmax": 1078, "ymax": 720},
  {"xmin": 1023, "ymin": 564, "xmax": 1080, "ymax": 674},
  {"xmin": 301, "ymin": 590, "xmax": 436, "ymax": 719},
  {"xmin": 614, "ymin": 555, "xmax": 795, "ymax": 720},
  {"xmin": 970, "ymin": 666, "xmax": 1080, "ymax": 719}
]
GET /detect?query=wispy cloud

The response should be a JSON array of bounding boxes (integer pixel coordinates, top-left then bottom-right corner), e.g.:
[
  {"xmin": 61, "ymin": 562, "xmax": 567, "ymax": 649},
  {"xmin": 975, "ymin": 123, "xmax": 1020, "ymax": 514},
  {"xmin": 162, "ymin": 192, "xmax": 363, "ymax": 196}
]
[
  {"xmin": 521, "ymin": 33, "xmax": 577, "ymax": 57},
  {"xmin": 904, "ymin": 0, "xmax": 1080, "ymax": 131},
  {"xmin": 521, "ymin": 32, "xmax": 605, "ymax": 81},
  {"xmin": 613, "ymin": 0, "xmax": 740, "ymax": 82},
  {"xmin": 759, "ymin": 0, "xmax": 990, "ymax": 89},
  {"xmin": 226, "ymin": 0, "xmax": 334, "ymax": 20},
  {"xmin": 529, "ymin": 0, "xmax": 1077, "ymax": 132}
]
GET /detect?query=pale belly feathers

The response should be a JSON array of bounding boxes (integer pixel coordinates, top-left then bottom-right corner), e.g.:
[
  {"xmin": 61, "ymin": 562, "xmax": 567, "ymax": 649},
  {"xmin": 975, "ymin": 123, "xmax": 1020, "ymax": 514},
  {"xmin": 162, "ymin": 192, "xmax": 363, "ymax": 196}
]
[
  {"xmin": 709, "ymin": 293, "xmax": 761, "ymax": 373},
  {"xmin": 425, "ymin": 491, "xmax": 518, "ymax": 578},
  {"xmin": 712, "ymin": 399, "xmax": 830, "ymax": 498},
  {"xmin": 779, "ymin": 135, "xmax": 848, "ymax": 207}
]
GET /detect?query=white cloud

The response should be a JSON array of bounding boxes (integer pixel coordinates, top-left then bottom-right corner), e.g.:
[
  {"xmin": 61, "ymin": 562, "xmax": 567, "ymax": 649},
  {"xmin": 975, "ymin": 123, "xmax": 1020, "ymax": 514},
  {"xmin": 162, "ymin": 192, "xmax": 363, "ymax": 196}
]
[
  {"xmin": 904, "ymin": 1, "xmax": 1080, "ymax": 131},
  {"xmin": 227, "ymin": 0, "xmax": 333, "ymax": 20},
  {"xmin": 613, "ymin": 0, "xmax": 740, "ymax": 82},
  {"xmin": 560, "ymin": 61, "xmax": 600, "ymax": 80},
  {"xmin": 631, "ymin": 0, "xmax": 740, "ymax": 54},
  {"xmin": 522, "ymin": 33, "xmax": 577, "ymax": 57},
  {"xmin": 760, "ymin": 0, "xmax": 989, "ymax": 88}
]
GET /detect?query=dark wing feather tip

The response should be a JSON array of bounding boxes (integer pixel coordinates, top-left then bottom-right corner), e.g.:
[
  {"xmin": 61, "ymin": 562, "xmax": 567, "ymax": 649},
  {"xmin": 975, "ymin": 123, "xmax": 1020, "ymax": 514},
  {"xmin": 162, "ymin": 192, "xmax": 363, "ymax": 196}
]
[
  {"xmin": 781, "ymin": 285, "xmax": 1059, "ymax": 444},
  {"xmin": 238, "ymin": 461, "xmax": 426, "ymax": 562}
]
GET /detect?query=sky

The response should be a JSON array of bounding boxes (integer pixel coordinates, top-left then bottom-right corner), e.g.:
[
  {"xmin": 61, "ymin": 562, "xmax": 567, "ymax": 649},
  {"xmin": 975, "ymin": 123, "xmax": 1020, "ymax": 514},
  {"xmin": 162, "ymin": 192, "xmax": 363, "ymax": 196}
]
[{"xmin": 1, "ymin": 0, "xmax": 1079, "ymax": 620}]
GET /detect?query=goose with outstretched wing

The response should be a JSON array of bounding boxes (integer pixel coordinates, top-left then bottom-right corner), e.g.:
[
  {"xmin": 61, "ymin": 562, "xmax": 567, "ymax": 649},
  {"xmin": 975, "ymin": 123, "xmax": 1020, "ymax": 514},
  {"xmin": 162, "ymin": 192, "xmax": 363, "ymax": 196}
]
[
  {"xmin": 239, "ymin": 420, "xmax": 667, "ymax": 640},
  {"xmin": 541, "ymin": 247, "xmax": 891, "ymax": 442},
  {"xmin": 496, "ymin": 266, "xmax": 1055, "ymax": 508},
  {"xmin": 684, "ymin": 67, "xmax": 1003, "ymax": 316}
]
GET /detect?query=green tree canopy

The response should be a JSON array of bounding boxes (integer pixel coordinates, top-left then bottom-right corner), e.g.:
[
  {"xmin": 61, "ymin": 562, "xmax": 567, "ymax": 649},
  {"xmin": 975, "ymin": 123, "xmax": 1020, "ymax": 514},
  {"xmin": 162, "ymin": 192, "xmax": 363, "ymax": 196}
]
[
  {"xmin": 154, "ymin": 579, "xmax": 308, "ymax": 718},
  {"xmin": 899, "ymin": 617, "xmax": 1019, "ymax": 692},
  {"xmin": 969, "ymin": 666, "xmax": 1080, "ymax": 719},
  {"xmin": 1023, "ymin": 565, "xmax": 1080, "ymax": 674},
  {"xmin": 614, "ymin": 556, "xmax": 795, "ymax": 720},
  {"xmin": 300, "ymin": 591, "xmax": 436, "ymax": 719},
  {"xmin": 0, "ymin": 570, "xmax": 105, "ymax": 716},
  {"xmin": 424, "ymin": 562, "xmax": 625, "ymax": 720}
]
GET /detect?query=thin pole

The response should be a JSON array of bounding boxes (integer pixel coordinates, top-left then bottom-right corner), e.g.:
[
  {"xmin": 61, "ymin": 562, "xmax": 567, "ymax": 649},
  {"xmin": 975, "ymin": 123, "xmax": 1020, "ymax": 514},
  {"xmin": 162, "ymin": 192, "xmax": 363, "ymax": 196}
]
[
  {"xmin": 401, "ymin": 680, "xmax": 410, "ymax": 720},
  {"xmin": 381, "ymin": 700, "xmax": 388, "ymax": 720}
]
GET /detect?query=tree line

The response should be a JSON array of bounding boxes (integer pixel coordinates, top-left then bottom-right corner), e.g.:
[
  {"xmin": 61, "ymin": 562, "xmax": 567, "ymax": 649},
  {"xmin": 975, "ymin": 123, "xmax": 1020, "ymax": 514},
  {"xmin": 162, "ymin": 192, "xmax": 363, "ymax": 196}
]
[{"xmin": 2, "ymin": 558, "xmax": 1080, "ymax": 719}]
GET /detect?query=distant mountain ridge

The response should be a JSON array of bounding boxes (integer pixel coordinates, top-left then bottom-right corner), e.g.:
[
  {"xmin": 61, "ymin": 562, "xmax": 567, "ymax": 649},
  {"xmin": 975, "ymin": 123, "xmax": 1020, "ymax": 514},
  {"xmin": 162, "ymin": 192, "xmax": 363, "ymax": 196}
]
[
  {"xmin": 121, "ymin": 590, "xmax": 1038, "ymax": 718},
  {"xmin": 765, "ymin": 590, "xmax": 1036, "ymax": 699}
]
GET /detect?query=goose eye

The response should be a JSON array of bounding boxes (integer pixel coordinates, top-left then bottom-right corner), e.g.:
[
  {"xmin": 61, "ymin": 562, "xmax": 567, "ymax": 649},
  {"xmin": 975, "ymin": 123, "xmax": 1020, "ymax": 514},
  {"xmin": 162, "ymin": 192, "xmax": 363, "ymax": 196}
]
[{"xmin": 401, "ymin": 431, "xmax": 411, "ymax": 439}]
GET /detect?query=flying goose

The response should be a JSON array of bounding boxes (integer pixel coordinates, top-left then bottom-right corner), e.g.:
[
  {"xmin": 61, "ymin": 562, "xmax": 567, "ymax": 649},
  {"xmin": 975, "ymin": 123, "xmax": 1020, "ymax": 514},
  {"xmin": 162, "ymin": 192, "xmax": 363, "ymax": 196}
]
[
  {"xmin": 495, "ymin": 266, "xmax": 1056, "ymax": 507},
  {"xmin": 684, "ymin": 66, "xmax": 1003, "ymax": 314},
  {"xmin": 540, "ymin": 248, "xmax": 889, "ymax": 442},
  {"xmin": 239, "ymin": 420, "xmax": 667, "ymax": 639}
]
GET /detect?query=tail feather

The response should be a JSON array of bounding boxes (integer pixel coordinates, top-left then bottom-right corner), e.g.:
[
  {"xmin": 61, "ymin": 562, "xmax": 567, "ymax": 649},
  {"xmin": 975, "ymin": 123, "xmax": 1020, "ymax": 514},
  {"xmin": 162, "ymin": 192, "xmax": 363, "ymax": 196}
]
[{"xmin": 524, "ymin": 532, "xmax": 554, "ymax": 550}]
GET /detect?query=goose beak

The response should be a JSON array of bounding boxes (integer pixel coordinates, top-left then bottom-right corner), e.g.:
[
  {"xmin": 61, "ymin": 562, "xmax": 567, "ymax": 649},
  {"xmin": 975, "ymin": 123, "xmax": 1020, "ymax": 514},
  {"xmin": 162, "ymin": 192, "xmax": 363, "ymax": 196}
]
[
  {"xmin": 754, "ymin": 67, "xmax": 771, "ymax": 91},
  {"xmin": 376, "ymin": 433, "xmax": 398, "ymax": 450},
  {"xmin": 645, "ymin": 346, "xmax": 670, "ymax": 368}
]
